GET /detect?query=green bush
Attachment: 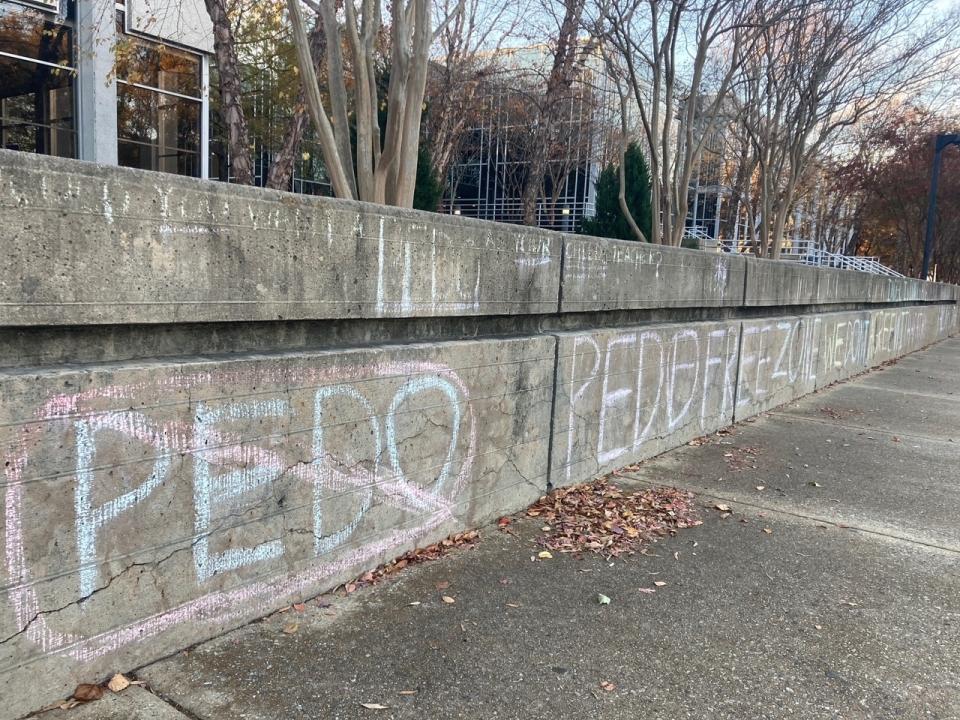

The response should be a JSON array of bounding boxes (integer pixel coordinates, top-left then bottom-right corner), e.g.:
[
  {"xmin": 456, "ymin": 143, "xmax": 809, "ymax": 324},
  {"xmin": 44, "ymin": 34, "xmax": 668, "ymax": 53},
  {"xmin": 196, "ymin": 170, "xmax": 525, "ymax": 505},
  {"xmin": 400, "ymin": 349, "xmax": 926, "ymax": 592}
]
[{"xmin": 581, "ymin": 142, "xmax": 652, "ymax": 242}]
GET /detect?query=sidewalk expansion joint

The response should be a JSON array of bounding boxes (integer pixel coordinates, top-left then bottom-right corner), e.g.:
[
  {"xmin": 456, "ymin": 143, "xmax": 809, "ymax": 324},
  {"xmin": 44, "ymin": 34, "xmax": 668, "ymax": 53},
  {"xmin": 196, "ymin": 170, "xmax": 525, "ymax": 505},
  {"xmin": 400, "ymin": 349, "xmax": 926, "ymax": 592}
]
[{"xmin": 617, "ymin": 472, "xmax": 960, "ymax": 556}]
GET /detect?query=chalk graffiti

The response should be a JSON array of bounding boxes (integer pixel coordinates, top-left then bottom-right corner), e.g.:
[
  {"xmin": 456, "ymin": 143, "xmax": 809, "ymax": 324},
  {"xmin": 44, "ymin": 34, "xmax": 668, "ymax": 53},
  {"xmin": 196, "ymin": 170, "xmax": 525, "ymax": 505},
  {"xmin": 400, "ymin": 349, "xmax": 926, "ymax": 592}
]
[
  {"xmin": 560, "ymin": 323, "xmax": 739, "ymax": 481},
  {"xmin": 4, "ymin": 360, "xmax": 477, "ymax": 662},
  {"xmin": 373, "ymin": 216, "xmax": 555, "ymax": 316}
]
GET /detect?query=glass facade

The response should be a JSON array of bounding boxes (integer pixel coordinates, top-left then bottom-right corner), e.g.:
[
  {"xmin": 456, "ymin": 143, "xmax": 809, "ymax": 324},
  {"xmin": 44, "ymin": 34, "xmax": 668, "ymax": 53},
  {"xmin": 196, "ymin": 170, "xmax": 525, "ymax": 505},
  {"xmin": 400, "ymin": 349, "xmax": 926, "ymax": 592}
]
[
  {"xmin": 0, "ymin": 2, "xmax": 76, "ymax": 158},
  {"xmin": 115, "ymin": 13, "xmax": 202, "ymax": 176},
  {"xmin": 0, "ymin": 0, "xmax": 327, "ymax": 193}
]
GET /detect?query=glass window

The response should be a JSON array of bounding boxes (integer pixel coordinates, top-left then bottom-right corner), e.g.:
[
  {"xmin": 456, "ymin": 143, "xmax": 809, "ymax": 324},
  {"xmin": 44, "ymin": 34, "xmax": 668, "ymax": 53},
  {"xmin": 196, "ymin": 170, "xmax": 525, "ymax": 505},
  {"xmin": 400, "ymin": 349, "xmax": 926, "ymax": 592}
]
[
  {"xmin": 115, "ymin": 11, "xmax": 202, "ymax": 177},
  {"xmin": 114, "ymin": 32, "xmax": 200, "ymax": 98},
  {"xmin": 117, "ymin": 82, "xmax": 200, "ymax": 176},
  {"xmin": 0, "ymin": 2, "xmax": 76, "ymax": 158},
  {"xmin": 0, "ymin": 2, "xmax": 72, "ymax": 62}
]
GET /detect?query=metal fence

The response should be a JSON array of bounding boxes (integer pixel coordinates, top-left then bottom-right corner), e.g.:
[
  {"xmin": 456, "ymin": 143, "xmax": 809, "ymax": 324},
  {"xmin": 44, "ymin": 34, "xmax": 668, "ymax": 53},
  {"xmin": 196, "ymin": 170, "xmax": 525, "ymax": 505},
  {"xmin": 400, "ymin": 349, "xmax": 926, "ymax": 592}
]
[{"xmin": 684, "ymin": 227, "xmax": 903, "ymax": 278}]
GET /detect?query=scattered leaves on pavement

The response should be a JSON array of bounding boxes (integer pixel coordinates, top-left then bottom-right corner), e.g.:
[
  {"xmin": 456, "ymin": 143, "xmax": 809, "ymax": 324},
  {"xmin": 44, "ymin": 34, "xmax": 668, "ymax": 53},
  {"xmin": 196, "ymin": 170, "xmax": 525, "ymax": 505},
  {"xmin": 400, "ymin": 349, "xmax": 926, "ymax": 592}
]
[
  {"xmin": 722, "ymin": 446, "xmax": 761, "ymax": 471},
  {"xmin": 527, "ymin": 481, "xmax": 701, "ymax": 559},
  {"xmin": 819, "ymin": 406, "xmax": 862, "ymax": 420},
  {"xmin": 107, "ymin": 674, "xmax": 131, "ymax": 693},
  {"xmin": 72, "ymin": 684, "xmax": 104, "ymax": 702},
  {"xmin": 341, "ymin": 530, "xmax": 480, "ymax": 594}
]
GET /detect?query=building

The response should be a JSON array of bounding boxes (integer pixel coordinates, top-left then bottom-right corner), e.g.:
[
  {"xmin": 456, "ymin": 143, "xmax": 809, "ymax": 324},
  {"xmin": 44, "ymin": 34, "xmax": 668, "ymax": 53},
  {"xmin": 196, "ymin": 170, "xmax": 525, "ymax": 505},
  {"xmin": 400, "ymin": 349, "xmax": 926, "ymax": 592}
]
[
  {"xmin": 1, "ymin": 0, "xmax": 215, "ymax": 176},
  {"xmin": 441, "ymin": 42, "xmax": 619, "ymax": 233}
]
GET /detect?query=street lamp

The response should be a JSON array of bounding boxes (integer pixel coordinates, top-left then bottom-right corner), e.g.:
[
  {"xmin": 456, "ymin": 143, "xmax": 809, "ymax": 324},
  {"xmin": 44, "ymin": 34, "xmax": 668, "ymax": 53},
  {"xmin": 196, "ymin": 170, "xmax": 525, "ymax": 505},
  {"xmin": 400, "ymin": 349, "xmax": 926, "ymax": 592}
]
[{"xmin": 921, "ymin": 133, "xmax": 960, "ymax": 280}]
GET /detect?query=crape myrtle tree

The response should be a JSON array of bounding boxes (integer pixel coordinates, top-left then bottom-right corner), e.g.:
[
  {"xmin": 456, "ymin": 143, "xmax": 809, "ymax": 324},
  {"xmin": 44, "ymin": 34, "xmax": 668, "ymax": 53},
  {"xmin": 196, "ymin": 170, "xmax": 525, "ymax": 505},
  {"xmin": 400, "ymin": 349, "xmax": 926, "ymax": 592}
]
[
  {"xmin": 286, "ymin": 0, "xmax": 465, "ymax": 206},
  {"xmin": 731, "ymin": 0, "xmax": 960, "ymax": 259},
  {"xmin": 592, "ymin": 0, "xmax": 768, "ymax": 247}
]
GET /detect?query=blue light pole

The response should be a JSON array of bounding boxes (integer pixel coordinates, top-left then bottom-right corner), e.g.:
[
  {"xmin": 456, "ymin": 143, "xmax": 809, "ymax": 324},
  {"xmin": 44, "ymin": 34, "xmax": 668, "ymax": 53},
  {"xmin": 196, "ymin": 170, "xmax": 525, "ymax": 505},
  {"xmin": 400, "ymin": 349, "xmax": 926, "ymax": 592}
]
[{"xmin": 921, "ymin": 133, "xmax": 960, "ymax": 280}]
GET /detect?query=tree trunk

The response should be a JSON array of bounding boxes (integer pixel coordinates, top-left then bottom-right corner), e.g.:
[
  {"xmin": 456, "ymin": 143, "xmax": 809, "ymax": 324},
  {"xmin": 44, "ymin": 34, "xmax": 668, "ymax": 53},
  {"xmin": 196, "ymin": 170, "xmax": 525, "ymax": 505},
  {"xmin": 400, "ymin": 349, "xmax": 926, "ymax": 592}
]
[
  {"xmin": 266, "ymin": 16, "xmax": 325, "ymax": 191},
  {"xmin": 265, "ymin": 96, "xmax": 310, "ymax": 191},
  {"xmin": 205, "ymin": 0, "xmax": 254, "ymax": 185},
  {"xmin": 519, "ymin": 0, "xmax": 585, "ymax": 226}
]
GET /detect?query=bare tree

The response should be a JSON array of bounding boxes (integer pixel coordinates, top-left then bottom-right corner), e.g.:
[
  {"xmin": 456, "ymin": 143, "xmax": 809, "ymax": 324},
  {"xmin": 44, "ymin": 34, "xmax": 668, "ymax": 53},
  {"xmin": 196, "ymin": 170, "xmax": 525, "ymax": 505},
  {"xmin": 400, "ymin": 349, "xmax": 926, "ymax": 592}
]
[
  {"xmin": 287, "ymin": 0, "xmax": 463, "ymax": 206},
  {"xmin": 519, "ymin": 0, "xmax": 589, "ymax": 226},
  {"xmin": 205, "ymin": 0, "xmax": 255, "ymax": 184},
  {"xmin": 734, "ymin": 0, "xmax": 960, "ymax": 258},
  {"xmin": 595, "ymin": 0, "xmax": 764, "ymax": 246},
  {"xmin": 426, "ymin": 0, "xmax": 522, "ymax": 185}
]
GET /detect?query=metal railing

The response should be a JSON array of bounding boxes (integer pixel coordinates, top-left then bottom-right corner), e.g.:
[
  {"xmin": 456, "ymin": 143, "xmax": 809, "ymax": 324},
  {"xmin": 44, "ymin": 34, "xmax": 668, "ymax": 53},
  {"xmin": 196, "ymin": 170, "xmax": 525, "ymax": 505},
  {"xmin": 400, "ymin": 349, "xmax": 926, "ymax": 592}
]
[
  {"xmin": 440, "ymin": 198, "xmax": 595, "ymax": 232},
  {"xmin": 682, "ymin": 227, "xmax": 904, "ymax": 278}
]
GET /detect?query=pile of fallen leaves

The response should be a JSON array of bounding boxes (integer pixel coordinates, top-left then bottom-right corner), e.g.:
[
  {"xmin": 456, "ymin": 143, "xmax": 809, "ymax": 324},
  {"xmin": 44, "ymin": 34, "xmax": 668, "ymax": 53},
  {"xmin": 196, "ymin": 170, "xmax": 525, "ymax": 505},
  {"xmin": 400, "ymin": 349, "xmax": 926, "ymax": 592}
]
[
  {"xmin": 344, "ymin": 529, "xmax": 481, "ymax": 592},
  {"xmin": 526, "ymin": 481, "xmax": 701, "ymax": 558}
]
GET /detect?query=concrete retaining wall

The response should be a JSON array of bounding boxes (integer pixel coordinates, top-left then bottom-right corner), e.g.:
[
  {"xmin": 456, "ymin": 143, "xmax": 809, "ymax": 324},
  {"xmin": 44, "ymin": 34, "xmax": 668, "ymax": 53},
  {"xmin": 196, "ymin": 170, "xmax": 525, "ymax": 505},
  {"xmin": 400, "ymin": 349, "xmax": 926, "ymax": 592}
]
[{"xmin": 1, "ymin": 151, "xmax": 957, "ymax": 719}]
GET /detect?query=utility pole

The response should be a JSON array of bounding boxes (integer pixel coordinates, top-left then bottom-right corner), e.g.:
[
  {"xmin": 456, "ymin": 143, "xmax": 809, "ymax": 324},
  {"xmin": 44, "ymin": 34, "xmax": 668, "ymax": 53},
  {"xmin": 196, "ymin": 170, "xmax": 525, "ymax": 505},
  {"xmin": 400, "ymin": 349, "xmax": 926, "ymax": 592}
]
[{"xmin": 921, "ymin": 133, "xmax": 960, "ymax": 280}]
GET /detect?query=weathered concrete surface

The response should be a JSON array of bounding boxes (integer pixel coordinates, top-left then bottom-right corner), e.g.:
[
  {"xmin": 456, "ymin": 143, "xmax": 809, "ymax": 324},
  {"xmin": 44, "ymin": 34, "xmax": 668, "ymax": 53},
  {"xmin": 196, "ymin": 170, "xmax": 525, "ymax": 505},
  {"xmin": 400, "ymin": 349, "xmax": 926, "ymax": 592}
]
[
  {"xmin": 32, "ymin": 686, "xmax": 190, "ymax": 720},
  {"xmin": 552, "ymin": 305, "xmax": 958, "ymax": 487},
  {"xmin": 0, "ymin": 150, "xmax": 560, "ymax": 325},
  {"xmin": 126, "ymin": 337, "xmax": 960, "ymax": 720},
  {"xmin": 734, "ymin": 315, "xmax": 817, "ymax": 418},
  {"xmin": 3, "ymin": 150, "xmax": 954, "ymax": 329},
  {"xmin": 1, "ymin": 337, "xmax": 554, "ymax": 720},
  {"xmin": 550, "ymin": 320, "xmax": 741, "ymax": 487},
  {"xmin": 2, "ymin": 150, "xmax": 959, "ymax": 720},
  {"xmin": 560, "ymin": 237, "xmax": 747, "ymax": 311},
  {"xmin": 743, "ymin": 257, "xmax": 956, "ymax": 307}
]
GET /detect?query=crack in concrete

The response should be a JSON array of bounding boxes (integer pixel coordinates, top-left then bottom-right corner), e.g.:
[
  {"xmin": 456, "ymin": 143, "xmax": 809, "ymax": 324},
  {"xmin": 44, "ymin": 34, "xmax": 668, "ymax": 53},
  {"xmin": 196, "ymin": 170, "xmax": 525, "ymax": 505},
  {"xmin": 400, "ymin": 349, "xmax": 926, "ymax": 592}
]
[{"xmin": 0, "ymin": 541, "xmax": 197, "ymax": 646}]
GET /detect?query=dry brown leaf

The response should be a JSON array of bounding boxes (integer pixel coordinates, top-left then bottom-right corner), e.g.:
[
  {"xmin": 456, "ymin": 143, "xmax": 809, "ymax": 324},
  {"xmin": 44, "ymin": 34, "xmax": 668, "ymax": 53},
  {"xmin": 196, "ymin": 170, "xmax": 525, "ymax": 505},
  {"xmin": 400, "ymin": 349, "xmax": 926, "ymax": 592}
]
[
  {"xmin": 282, "ymin": 622, "xmax": 299, "ymax": 634},
  {"xmin": 441, "ymin": 595, "xmax": 456, "ymax": 604},
  {"xmin": 762, "ymin": 528, "xmax": 773, "ymax": 534},
  {"xmin": 714, "ymin": 503, "xmax": 731, "ymax": 512},
  {"xmin": 73, "ymin": 684, "xmax": 104, "ymax": 702},
  {"xmin": 600, "ymin": 681, "xmax": 616, "ymax": 692},
  {"xmin": 107, "ymin": 674, "xmax": 131, "ymax": 693},
  {"xmin": 293, "ymin": 603, "xmax": 306, "ymax": 612}
]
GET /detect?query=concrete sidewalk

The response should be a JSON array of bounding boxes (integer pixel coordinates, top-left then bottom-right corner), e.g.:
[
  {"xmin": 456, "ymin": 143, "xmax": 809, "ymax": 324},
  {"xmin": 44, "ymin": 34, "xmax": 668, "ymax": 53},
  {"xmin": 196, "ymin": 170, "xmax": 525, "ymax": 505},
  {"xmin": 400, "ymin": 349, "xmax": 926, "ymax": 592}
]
[{"xmin": 36, "ymin": 337, "xmax": 960, "ymax": 720}]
